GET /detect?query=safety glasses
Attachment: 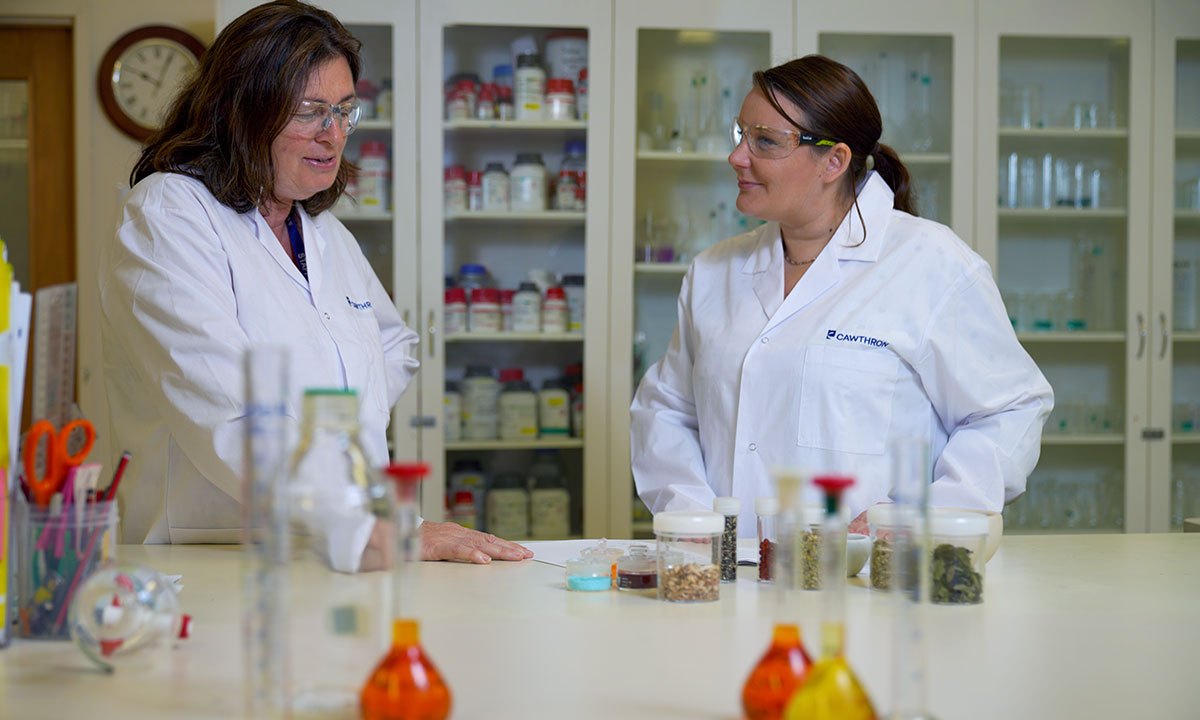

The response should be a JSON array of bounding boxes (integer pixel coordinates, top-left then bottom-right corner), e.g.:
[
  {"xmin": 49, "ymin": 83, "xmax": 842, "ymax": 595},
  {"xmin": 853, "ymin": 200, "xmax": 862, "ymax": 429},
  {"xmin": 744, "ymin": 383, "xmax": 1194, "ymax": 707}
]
[
  {"xmin": 291, "ymin": 98, "xmax": 362, "ymax": 136},
  {"xmin": 730, "ymin": 117, "xmax": 836, "ymax": 159}
]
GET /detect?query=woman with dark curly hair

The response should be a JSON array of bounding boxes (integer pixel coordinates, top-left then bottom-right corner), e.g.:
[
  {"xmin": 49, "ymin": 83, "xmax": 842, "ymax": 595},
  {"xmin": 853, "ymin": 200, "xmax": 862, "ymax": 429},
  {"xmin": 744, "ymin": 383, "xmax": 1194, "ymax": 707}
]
[{"xmin": 101, "ymin": 0, "xmax": 531, "ymax": 565}]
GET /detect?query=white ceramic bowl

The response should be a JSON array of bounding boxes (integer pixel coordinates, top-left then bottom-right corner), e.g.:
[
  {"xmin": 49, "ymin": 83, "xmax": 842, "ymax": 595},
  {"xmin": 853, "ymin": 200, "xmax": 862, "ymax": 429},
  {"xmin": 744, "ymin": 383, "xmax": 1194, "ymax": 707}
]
[{"xmin": 846, "ymin": 533, "xmax": 870, "ymax": 577}]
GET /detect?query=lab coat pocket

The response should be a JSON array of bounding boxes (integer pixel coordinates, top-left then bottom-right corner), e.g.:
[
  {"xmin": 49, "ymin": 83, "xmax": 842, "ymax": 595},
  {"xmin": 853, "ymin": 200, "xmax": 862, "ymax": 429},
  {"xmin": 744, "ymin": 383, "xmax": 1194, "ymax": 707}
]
[{"xmin": 796, "ymin": 345, "xmax": 899, "ymax": 455}]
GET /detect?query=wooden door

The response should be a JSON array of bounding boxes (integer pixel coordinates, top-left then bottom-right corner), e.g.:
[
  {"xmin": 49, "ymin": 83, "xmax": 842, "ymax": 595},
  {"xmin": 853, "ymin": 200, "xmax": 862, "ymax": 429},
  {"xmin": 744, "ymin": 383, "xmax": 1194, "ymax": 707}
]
[{"xmin": 0, "ymin": 25, "xmax": 75, "ymax": 429}]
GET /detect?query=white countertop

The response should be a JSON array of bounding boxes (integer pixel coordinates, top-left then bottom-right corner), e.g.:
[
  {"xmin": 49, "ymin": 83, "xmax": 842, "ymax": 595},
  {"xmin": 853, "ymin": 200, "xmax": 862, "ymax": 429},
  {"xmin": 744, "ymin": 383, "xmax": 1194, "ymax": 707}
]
[{"xmin": 4, "ymin": 534, "xmax": 1199, "ymax": 719}]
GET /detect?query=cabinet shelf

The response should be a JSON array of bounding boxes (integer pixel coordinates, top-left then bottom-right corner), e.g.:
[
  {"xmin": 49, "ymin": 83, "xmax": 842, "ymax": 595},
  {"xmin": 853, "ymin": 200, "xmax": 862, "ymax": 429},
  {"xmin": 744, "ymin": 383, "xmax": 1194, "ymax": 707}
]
[
  {"xmin": 1176, "ymin": 129, "xmax": 1200, "ymax": 141},
  {"xmin": 355, "ymin": 119, "xmax": 392, "ymax": 131},
  {"xmin": 445, "ymin": 210, "xmax": 585, "ymax": 224},
  {"xmin": 636, "ymin": 150, "xmax": 728, "ymax": 162},
  {"xmin": 445, "ymin": 331, "xmax": 583, "ymax": 343},
  {"xmin": 445, "ymin": 438, "xmax": 584, "ymax": 451},
  {"xmin": 998, "ymin": 207, "xmax": 1126, "ymax": 220},
  {"xmin": 1017, "ymin": 331, "xmax": 1125, "ymax": 343},
  {"xmin": 998, "ymin": 126, "xmax": 1128, "ymax": 139},
  {"xmin": 899, "ymin": 152, "xmax": 952, "ymax": 165},
  {"xmin": 635, "ymin": 262, "xmax": 689, "ymax": 275},
  {"xmin": 444, "ymin": 119, "xmax": 587, "ymax": 132},
  {"xmin": 1176, "ymin": 210, "xmax": 1200, "ymax": 222},
  {"xmin": 1042, "ymin": 434, "xmax": 1124, "ymax": 445},
  {"xmin": 333, "ymin": 209, "xmax": 392, "ymax": 222},
  {"xmin": 1172, "ymin": 434, "xmax": 1200, "ymax": 444}
]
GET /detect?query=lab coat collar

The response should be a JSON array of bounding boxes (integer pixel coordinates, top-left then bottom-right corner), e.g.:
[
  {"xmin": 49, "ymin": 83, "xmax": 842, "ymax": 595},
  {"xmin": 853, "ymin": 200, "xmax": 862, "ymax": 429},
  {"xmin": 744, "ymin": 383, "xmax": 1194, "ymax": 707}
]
[
  {"xmin": 247, "ymin": 204, "xmax": 327, "ymax": 294},
  {"xmin": 741, "ymin": 171, "xmax": 897, "ymax": 326}
]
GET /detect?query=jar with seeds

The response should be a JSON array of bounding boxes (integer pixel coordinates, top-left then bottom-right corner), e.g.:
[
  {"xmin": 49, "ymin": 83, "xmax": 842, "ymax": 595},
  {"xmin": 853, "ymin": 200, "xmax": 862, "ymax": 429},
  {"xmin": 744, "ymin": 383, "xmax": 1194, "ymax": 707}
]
[
  {"xmin": 654, "ymin": 511, "xmax": 722, "ymax": 602},
  {"xmin": 713, "ymin": 496, "xmax": 740, "ymax": 583}
]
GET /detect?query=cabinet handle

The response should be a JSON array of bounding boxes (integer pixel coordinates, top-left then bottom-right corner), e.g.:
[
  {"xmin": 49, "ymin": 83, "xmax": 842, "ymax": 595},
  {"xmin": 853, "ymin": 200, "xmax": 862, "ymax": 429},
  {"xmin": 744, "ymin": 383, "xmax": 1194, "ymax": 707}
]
[
  {"xmin": 1160, "ymin": 312, "xmax": 1169, "ymax": 360},
  {"xmin": 1136, "ymin": 313, "xmax": 1146, "ymax": 359},
  {"xmin": 427, "ymin": 310, "xmax": 436, "ymax": 359}
]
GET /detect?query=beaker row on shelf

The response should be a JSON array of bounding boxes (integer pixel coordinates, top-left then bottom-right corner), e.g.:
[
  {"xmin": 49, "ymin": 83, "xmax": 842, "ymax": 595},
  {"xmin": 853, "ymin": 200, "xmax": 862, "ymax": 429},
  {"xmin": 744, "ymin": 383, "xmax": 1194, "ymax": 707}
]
[
  {"xmin": 1170, "ymin": 466, "xmax": 1200, "ymax": 528},
  {"xmin": 635, "ymin": 205, "xmax": 762, "ymax": 264},
  {"xmin": 1045, "ymin": 401, "xmax": 1123, "ymax": 435},
  {"xmin": 999, "ymin": 81, "xmax": 1120, "ymax": 130},
  {"xmin": 1003, "ymin": 470, "xmax": 1124, "ymax": 531},
  {"xmin": 1171, "ymin": 402, "xmax": 1200, "ymax": 433},
  {"xmin": 998, "ymin": 152, "xmax": 1124, "ymax": 210},
  {"xmin": 1000, "ymin": 289, "xmax": 1118, "ymax": 333}
]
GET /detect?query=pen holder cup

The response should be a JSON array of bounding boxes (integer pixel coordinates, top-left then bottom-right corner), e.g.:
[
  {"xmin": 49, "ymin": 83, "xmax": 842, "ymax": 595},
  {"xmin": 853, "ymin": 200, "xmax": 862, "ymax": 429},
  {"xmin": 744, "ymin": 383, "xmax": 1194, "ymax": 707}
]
[{"xmin": 14, "ymin": 494, "xmax": 118, "ymax": 639}]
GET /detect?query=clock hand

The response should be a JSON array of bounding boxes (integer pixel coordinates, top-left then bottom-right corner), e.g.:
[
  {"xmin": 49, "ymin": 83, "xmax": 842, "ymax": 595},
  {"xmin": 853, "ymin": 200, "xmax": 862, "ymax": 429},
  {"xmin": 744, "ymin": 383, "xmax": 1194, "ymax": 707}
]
[
  {"xmin": 122, "ymin": 66, "xmax": 161, "ymax": 87},
  {"xmin": 152, "ymin": 53, "xmax": 176, "ymax": 97}
]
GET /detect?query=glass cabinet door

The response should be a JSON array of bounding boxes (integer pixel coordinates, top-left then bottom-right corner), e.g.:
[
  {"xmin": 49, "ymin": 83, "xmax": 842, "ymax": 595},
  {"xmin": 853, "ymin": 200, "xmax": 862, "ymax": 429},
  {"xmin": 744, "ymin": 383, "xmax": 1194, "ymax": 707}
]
[
  {"xmin": 419, "ymin": 1, "xmax": 611, "ymax": 535},
  {"xmin": 0, "ymin": 81, "xmax": 29, "ymax": 287},
  {"xmin": 975, "ymin": 0, "xmax": 1156, "ymax": 535},
  {"xmin": 609, "ymin": 0, "xmax": 793, "ymax": 538}
]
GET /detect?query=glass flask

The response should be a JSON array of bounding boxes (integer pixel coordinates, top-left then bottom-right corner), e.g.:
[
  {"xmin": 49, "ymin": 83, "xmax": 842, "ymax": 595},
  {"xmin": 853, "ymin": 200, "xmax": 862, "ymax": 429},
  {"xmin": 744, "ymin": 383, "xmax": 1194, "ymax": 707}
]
[
  {"xmin": 784, "ymin": 475, "xmax": 877, "ymax": 720},
  {"xmin": 361, "ymin": 463, "xmax": 452, "ymax": 720},
  {"xmin": 742, "ymin": 623, "xmax": 812, "ymax": 720},
  {"xmin": 283, "ymin": 388, "xmax": 394, "ymax": 717}
]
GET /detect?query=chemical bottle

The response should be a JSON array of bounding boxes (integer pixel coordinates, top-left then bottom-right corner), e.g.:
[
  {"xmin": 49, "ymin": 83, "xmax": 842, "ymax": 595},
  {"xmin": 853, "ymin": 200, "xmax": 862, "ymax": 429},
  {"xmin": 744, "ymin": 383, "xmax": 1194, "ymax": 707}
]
[
  {"xmin": 460, "ymin": 366, "xmax": 499, "ymax": 440},
  {"xmin": 279, "ymin": 388, "xmax": 393, "ymax": 716},
  {"xmin": 360, "ymin": 463, "xmax": 452, "ymax": 720},
  {"xmin": 542, "ymin": 287, "xmax": 568, "ymax": 332},
  {"xmin": 448, "ymin": 459, "xmax": 486, "ymax": 528},
  {"xmin": 538, "ymin": 379, "xmax": 570, "ymax": 436},
  {"xmin": 783, "ymin": 475, "xmax": 877, "ymax": 720},
  {"xmin": 443, "ymin": 286, "xmax": 467, "ymax": 335},
  {"xmin": 443, "ymin": 380, "xmax": 461, "ymax": 442},
  {"xmin": 529, "ymin": 450, "xmax": 569, "ymax": 538},
  {"xmin": 359, "ymin": 141, "xmax": 389, "ymax": 212},
  {"xmin": 512, "ymin": 281, "xmax": 542, "ymax": 332},
  {"xmin": 498, "ymin": 368, "xmax": 538, "ymax": 440},
  {"xmin": 486, "ymin": 472, "xmax": 529, "ymax": 539}
]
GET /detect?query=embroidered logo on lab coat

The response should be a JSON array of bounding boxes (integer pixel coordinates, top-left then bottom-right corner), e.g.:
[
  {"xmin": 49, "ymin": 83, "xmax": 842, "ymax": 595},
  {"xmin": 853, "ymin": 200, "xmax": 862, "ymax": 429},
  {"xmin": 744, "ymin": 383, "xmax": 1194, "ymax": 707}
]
[
  {"xmin": 346, "ymin": 296, "xmax": 373, "ymax": 310},
  {"xmin": 825, "ymin": 329, "xmax": 889, "ymax": 348}
]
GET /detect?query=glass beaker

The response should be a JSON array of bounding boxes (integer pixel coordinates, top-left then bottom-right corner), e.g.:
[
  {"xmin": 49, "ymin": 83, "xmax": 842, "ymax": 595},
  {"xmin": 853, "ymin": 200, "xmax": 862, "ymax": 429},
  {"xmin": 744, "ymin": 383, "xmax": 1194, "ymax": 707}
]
[{"xmin": 1017, "ymin": 83, "xmax": 1043, "ymax": 129}]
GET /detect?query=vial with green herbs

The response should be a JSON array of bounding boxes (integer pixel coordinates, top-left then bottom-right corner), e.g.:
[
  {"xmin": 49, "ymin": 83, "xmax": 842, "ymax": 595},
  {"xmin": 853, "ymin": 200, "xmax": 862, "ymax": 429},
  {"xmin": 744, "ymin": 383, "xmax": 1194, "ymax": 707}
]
[
  {"xmin": 714, "ymin": 497, "xmax": 740, "ymax": 582},
  {"xmin": 928, "ymin": 512, "xmax": 987, "ymax": 604}
]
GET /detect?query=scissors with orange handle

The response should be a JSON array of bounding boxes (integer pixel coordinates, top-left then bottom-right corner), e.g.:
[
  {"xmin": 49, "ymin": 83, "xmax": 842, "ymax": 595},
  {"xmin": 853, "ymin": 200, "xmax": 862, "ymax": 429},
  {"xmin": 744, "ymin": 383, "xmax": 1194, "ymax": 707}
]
[{"xmin": 22, "ymin": 419, "xmax": 96, "ymax": 508}]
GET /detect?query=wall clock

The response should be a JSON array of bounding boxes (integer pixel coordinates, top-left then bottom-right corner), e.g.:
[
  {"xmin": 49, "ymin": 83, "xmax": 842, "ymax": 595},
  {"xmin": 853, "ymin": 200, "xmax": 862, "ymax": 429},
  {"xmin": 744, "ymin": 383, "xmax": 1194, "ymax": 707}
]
[{"xmin": 97, "ymin": 25, "xmax": 206, "ymax": 141}]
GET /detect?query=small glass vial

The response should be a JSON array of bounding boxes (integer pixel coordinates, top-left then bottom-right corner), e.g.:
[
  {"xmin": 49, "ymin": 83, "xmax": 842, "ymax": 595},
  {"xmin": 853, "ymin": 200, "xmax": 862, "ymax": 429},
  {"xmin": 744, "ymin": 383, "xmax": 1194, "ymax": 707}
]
[
  {"xmin": 542, "ymin": 286, "xmax": 568, "ymax": 332},
  {"xmin": 443, "ymin": 286, "xmax": 467, "ymax": 335},
  {"xmin": 444, "ymin": 165, "xmax": 467, "ymax": 214},
  {"xmin": 616, "ymin": 543, "xmax": 657, "ymax": 594},
  {"xmin": 466, "ymin": 170, "xmax": 483, "ymax": 211},
  {"xmin": 512, "ymin": 281, "xmax": 542, "ymax": 332},
  {"xmin": 538, "ymin": 379, "xmax": 570, "ymax": 436},
  {"xmin": 797, "ymin": 504, "xmax": 825, "ymax": 590},
  {"xmin": 481, "ymin": 162, "xmax": 509, "ymax": 212},
  {"xmin": 565, "ymin": 549, "xmax": 610, "ymax": 591},
  {"xmin": 443, "ymin": 380, "xmax": 461, "ymax": 442},
  {"xmin": 468, "ymin": 287, "xmax": 500, "ymax": 332},
  {"xmin": 755, "ymin": 496, "xmax": 779, "ymax": 583},
  {"xmin": 498, "ymin": 368, "xmax": 538, "ymax": 441},
  {"xmin": 654, "ymin": 511, "xmax": 722, "ymax": 602},
  {"xmin": 713, "ymin": 496, "xmax": 740, "ymax": 583}
]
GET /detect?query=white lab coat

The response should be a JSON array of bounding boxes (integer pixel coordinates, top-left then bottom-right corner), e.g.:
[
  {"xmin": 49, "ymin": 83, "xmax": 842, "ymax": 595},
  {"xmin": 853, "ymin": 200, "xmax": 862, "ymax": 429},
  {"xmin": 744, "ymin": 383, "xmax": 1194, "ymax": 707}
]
[
  {"xmin": 100, "ymin": 172, "xmax": 419, "ymax": 544},
  {"xmin": 631, "ymin": 172, "xmax": 1053, "ymax": 536}
]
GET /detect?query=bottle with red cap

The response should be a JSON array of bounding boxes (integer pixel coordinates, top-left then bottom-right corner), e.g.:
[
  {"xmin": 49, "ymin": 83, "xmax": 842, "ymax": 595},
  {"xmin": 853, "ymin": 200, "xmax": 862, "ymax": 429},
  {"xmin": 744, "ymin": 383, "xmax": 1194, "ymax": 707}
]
[
  {"xmin": 466, "ymin": 170, "xmax": 483, "ymax": 211},
  {"xmin": 542, "ymin": 286, "xmax": 568, "ymax": 332},
  {"xmin": 444, "ymin": 165, "xmax": 467, "ymax": 215},
  {"xmin": 499, "ymin": 288, "xmax": 516, "ymax": 331},
  {"xmin": 360, "ymin": 462, "xmax": 452, "ymax": 720},
  {"xmin": 546, "ymin": 77, "xmax": 576, "ymax": 121},
  {"xmin": 468, "ymin": 287, "xmax": 500, "ymax": 332},
  {"xmin": 359, "ymin": 141, "xmax": 389, "ymax": 212},
  {"xmin": 444, "ymin": 286, "xmax": 467, "ymax": 335}
]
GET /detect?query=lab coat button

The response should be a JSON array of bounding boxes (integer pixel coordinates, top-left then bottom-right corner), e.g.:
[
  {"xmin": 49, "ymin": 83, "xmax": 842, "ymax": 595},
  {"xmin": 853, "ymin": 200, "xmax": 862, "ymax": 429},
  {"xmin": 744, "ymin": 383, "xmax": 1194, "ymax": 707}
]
[
  {"xmin": 324, "ymin": 312, "xmax": 331, "ymax": 321},
  {"xmin": 748, "ymin": 442, "xmax": 757, "ymax": 451},
  {"xmin": 760, "ymin": 337, "xmax": 769, "ymax": 344}
]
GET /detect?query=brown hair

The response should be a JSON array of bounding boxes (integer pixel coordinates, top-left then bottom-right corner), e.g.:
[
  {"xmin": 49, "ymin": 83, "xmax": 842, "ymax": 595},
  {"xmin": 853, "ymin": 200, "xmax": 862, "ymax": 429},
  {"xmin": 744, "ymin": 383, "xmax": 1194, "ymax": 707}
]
[
  {"xmin": 130, "ymin": 0, "xmax": 361, "ymax": 216},
  {"xmin": 753, "ymin": 54, "xmax": 916, "ymax": 231}
]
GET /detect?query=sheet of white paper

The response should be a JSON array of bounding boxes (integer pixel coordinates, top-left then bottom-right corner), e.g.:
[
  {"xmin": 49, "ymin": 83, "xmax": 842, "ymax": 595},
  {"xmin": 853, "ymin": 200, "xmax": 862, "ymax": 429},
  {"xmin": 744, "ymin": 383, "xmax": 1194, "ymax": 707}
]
[{"xmin": 521, "ymin": 538, "xmax": 763, "ymax": 567}]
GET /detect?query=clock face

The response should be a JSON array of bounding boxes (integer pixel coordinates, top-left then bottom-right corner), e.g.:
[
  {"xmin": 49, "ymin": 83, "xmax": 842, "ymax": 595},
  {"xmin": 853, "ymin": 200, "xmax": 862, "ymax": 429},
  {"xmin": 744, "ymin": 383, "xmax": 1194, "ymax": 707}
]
[{"xmin": 111, "ymin": 39, "xmax": 199, "ymax": 130}]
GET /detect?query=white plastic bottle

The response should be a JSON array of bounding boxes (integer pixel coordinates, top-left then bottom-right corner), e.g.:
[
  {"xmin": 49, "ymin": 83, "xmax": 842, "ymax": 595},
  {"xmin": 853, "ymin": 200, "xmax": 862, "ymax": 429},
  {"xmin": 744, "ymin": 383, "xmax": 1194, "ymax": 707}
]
[
  {"xmin": 443, "ymin": 286, "xmax": 467, "ymax": 334},
  {"xmin": 511, "ymin": 153, "xmax": 547, "ymax": 211},
  {"xmin": 468, "ymin": 287, "xmax": 501, "ymax": 332},
  {"xmin": 529, "ymin": 450, "xmax": 570, "ymax": 538},
  {"xmin": 512, "ymin": 281, "xmax": 542, "ymax": 332},
  {"xmin": 561, "ymin": 275, "xmax": 584, "ymax": 332},
  {"xmin": 460, "ymin": 366, "xmax": 499, "ymax": 440},
  {"xmin": 443, "ymin": 380, "xmax": 462, "ymax": 441},
  {"xmin": 498, "ymin": 368, "xmax": 538, "ymax": 441},
  {"xmin": 481, "ymin": 162, "xmax": 510, "ymax": 212},
  {"xmin": 538, "ymin": 379, "xmax": 571, "ymax": 437},
  {"xmin": 358, "ymin": 141, "xmax": 389, "ymax": 212},
  {"xmin": 486, "ymin": 473, "xmax": 530, "ymax": 539},
  {"xmin": 514, "ymin": 52, "xmax": 545, "ymax": 121}
]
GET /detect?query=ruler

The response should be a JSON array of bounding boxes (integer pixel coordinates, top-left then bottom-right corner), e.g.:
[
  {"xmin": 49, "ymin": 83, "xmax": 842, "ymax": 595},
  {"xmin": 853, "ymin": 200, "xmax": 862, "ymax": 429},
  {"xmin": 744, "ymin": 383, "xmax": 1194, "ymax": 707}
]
[{"xmin": 32, "ymin": 283, "xmax": 77, "ymax": 429}]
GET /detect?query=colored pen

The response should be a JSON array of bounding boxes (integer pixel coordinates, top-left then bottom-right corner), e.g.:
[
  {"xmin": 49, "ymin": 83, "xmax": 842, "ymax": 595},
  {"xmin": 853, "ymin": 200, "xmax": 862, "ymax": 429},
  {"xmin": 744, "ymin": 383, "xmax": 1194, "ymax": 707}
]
[{"xmin": 102, "ymin": 451, "xmax": 131, "ymax": 503}]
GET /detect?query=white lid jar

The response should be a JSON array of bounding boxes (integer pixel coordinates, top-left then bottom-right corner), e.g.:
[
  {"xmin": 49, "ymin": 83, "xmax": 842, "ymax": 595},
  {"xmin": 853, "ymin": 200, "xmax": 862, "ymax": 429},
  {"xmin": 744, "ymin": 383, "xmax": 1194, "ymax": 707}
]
[
  {"xmin": 481, "ymin": 162, "xmax": 509, "ymax": 212},
  {"xmin": 444, "ymin": 164, "xmax": 467, "ymax": 214},
  {"xmin": 545, "ymin": 77, "xmax": 576, "ymax": 121},
  {"xmin": 929, "ymin": 511, "xmax": 987, "ymax": 604},
  {"xmin": 654, "ymin": 511, "xmax": 722, "ymax": 602}
]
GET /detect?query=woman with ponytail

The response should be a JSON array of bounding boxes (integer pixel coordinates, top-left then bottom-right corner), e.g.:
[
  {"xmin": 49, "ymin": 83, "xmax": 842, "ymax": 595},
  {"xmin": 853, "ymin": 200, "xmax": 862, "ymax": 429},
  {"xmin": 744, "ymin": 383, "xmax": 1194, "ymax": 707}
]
[{"xmin": 631, "ymin": 55, "xmax": 1053, "ymax": 535}]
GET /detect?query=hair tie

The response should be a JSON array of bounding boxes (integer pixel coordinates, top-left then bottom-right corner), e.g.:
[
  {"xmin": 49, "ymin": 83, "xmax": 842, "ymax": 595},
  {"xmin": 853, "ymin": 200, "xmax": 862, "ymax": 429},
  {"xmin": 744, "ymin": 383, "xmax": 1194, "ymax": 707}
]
[{"xmin": 864, "ymin": 153, "xmax": 876, "ymax": 171}]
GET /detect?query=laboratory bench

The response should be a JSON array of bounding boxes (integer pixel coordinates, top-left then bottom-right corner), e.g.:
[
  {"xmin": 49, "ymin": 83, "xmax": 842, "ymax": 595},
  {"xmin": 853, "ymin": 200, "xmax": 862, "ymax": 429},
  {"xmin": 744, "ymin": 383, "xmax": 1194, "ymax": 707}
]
[{"xmin": 3, "ymin": 534, "xmax": 1198, "ymax": 719}]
